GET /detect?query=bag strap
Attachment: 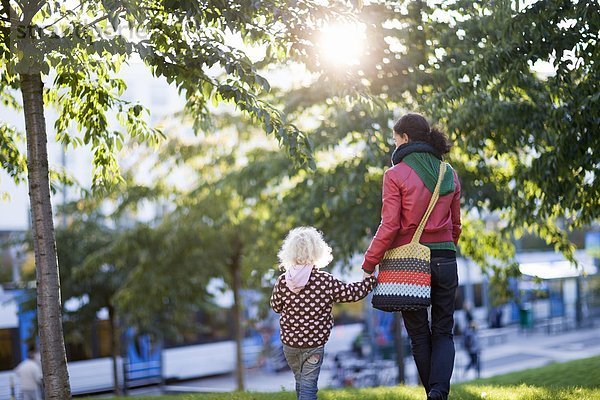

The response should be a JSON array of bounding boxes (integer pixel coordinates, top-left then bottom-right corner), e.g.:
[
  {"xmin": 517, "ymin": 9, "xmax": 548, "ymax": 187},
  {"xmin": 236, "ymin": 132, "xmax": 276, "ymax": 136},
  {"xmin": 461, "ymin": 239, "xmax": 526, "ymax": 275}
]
[{"xmin": 411, "ymin": 162, "xmax": 447, "ymax": 244}]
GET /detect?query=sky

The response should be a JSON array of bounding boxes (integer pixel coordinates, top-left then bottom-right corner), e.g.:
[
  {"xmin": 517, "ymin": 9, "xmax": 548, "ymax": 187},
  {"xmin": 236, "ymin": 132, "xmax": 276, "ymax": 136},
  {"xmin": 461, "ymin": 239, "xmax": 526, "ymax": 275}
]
[{"xmin": 0, "ymin": 60, "xmax": 186, "ymax": 231}]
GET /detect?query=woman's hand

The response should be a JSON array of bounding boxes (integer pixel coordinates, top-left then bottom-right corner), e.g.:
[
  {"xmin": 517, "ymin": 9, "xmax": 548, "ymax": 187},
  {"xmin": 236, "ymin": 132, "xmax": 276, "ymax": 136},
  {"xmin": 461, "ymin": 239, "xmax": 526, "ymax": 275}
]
[{"xmin": 363, "ymin": 271, "xmax": 374, "ymax": 279}]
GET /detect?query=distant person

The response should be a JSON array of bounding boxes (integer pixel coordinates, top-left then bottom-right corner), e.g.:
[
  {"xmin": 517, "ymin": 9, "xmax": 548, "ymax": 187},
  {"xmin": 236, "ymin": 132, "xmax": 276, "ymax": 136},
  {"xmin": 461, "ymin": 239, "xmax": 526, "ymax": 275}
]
[
  {"xmin": 490, "ymin": 306, "xmax": 503, "ymax": 328},
  {"xmin": 455, "ymin": 299, "xmax": 474, "ymax": 336},
  {"xmin": 464, "ymin": 300, "xmax": 474, "ymax": 324},
  {"xmin": 463, "ymin": 321, "xmax": 481, "ymax": 378},
  {"xmin": 270, "ymin": 227, "xmax": 376, "ymax": 400},
  {"xmin": 331, "ymin": 353, "xmax": 346, "ymax": 387},
  {"xmin": 15, "ymin": 349, "xmax": 43, "ymax": 400},
  {"xmin": 362, "ymin": 113, "xmax": 462, "ymax": 400}
]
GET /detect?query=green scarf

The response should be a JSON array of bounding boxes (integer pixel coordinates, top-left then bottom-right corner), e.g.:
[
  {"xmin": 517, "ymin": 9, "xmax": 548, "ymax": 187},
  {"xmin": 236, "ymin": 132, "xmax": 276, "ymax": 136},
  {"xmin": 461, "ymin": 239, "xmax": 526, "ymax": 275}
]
[{"xmin": 403, "ymin": 153, "xmax": 455, "ymax": 195}]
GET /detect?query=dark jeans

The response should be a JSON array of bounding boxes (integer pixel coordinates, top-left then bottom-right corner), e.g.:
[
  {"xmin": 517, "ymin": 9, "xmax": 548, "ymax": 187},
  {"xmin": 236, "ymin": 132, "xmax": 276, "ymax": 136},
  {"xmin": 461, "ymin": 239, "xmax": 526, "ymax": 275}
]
[{"xmin": 402, "ymin": 256, "xmax": 458, "ymax": 399}]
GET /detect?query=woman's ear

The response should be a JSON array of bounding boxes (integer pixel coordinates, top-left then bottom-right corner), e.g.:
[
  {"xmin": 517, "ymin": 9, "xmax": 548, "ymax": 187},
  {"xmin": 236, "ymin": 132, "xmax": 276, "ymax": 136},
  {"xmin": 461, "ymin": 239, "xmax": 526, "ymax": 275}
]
[
  {"xmin": 395, "ymin": 132, "xmax": 409, "ymax": 146},
  {"xmin": 393, "ymin": 131, "xmax": 407, "ymax": 147}
]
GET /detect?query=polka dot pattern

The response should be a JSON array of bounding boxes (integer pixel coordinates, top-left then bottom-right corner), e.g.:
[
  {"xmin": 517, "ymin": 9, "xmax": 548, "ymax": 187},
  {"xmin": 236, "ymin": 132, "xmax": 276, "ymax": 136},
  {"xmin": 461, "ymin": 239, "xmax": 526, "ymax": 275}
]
[{"xmin": 270, "ymin": 270, "xmax": 376, "ymax": 348}]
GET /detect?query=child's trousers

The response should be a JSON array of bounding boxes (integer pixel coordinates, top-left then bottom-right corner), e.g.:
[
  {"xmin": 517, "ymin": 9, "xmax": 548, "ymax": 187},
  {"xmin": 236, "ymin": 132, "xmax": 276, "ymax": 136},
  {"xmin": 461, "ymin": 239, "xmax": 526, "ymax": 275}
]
[{"xmin": 282, "ymin": 344, "xmax": 324, "ymax": 400}]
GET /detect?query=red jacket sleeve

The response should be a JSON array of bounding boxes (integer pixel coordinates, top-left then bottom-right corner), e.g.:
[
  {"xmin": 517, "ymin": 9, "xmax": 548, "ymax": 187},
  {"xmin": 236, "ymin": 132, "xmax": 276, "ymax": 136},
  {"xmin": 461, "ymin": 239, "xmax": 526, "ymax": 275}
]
[
  {"xmin": 451, "ymin": 171, "xmax": 462, "ymax": 245},
  {"xmin": 361, "ymin": 170, "xmax": 402, "ymax": 273}
]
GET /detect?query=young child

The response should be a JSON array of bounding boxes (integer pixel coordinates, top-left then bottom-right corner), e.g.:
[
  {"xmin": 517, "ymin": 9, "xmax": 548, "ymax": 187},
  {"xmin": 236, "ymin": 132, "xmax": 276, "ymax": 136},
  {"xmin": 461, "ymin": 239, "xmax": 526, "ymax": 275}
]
[{"xmin": 270, "ymin": 227, "xmax": 376, "ymax": 400}]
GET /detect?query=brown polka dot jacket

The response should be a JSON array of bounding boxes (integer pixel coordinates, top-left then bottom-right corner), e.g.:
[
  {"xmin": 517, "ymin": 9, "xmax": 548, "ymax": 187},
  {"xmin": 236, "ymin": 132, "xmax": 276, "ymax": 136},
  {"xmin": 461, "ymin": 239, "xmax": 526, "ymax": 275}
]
[{"xmin": 270, "ymin": 269, "xmax": 377, "ymax": 348}]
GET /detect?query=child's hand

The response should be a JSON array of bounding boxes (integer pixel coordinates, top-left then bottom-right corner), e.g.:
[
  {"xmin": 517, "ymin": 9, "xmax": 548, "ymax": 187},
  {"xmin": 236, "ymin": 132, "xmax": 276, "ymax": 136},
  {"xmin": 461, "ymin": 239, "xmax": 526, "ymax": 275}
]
[{"xmin": 363, "ymin": 271, "xmax": 374, "ymax": 279}]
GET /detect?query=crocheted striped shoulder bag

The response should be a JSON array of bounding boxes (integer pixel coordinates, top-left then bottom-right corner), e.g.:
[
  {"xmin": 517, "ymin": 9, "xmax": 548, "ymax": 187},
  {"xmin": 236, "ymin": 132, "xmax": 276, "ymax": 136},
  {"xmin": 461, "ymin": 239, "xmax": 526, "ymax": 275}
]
[{"xmin": 372, "ymin": 162, "xmax": 447, "ymax": 312}]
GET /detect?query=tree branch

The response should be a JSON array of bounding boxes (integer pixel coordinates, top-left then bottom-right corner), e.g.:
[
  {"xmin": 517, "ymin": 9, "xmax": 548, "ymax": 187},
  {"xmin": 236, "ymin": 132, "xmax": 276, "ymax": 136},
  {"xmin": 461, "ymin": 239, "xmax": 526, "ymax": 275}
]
[
  {"xmin": 42, "ymin": 0, "xmax": 84, "ymax": 29},
  {"xmin": 84, "ymin": 14, "xmax": 108, "ymax": 28},
  {"xmin": 5, "ymin": 0, "xmax": 21, "ymax": 24},
  {"xmin": 21, "ymin": 0, "xmax": 45, "ymax": 26}
]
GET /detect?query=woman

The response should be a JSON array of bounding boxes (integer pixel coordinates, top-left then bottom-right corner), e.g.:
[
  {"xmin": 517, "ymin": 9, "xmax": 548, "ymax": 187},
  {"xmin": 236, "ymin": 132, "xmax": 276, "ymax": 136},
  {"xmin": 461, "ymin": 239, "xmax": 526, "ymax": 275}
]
[{"xmin": 362, "ymin": 112, "xmax": 462, "ymax": 400}]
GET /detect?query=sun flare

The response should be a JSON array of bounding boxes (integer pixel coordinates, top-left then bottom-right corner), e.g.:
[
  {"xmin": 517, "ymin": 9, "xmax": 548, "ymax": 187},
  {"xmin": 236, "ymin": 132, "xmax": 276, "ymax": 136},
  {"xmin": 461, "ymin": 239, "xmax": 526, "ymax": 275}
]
[{"xmin": 318, "ymin": 22, "xmax": 366, "ymax": 67}]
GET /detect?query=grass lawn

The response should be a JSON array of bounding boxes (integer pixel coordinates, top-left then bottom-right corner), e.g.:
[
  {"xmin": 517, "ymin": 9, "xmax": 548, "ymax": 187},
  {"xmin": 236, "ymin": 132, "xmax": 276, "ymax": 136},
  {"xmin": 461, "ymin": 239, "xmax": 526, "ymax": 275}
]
[
  {"xmin": 472, "ymin": 355, "xmax": 600, "ymax": 388},
  {"xmin": 89, "ymin": 356, "xmax": 600, "ymax": 400}
]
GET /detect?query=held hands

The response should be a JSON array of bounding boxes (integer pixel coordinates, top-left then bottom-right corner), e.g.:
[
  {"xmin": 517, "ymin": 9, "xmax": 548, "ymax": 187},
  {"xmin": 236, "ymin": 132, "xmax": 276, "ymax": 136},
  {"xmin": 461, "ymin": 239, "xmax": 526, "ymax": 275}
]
[{"xmin": 361, "ymin": 263, "xmax": 378, "ymax": 279}]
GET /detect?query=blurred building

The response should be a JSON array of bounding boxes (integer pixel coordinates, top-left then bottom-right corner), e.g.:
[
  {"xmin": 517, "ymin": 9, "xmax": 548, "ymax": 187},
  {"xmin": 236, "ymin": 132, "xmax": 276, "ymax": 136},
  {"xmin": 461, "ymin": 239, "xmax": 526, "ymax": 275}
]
[{"xmin": 455, "ymin": 249, "xmax": 599, "ymax": 332}]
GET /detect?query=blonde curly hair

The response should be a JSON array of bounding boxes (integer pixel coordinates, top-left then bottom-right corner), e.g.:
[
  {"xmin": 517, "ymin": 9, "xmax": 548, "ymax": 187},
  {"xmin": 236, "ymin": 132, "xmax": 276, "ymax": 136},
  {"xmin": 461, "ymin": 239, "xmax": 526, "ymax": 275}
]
[{"xmin": 278, "ymin": 227, "xmax": 333, "ymax": 270}]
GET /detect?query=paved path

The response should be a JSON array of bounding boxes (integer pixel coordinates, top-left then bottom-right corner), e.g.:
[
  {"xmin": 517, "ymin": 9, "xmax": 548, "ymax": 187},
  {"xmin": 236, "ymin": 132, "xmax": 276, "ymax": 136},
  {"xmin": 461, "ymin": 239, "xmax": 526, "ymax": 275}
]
[
  {"xmin": 455, "ymin": 325, "xmax": 600, "ymax": 381},
  {"xmin": 155, "ymin": 323, "xmax": 600, "ymax": 395}
]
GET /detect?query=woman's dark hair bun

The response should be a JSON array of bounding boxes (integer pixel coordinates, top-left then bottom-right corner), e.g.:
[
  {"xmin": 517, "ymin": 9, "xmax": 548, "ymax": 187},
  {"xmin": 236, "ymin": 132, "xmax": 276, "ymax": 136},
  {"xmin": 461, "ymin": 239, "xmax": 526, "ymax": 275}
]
[
  {"xmin": 428, "ymin": 127, "xmax": 451, "ymax": 154},
  {"xmin": 393, "ymin": 113, "xmax": 451, "ymax": 155}
]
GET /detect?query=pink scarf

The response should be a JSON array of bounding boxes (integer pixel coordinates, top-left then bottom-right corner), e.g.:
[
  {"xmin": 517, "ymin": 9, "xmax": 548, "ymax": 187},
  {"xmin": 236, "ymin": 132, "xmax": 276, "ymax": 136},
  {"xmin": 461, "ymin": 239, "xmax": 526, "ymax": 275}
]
[{"xmin": 285, "ymin": 265, "xmax": 314, "ymax": 294}]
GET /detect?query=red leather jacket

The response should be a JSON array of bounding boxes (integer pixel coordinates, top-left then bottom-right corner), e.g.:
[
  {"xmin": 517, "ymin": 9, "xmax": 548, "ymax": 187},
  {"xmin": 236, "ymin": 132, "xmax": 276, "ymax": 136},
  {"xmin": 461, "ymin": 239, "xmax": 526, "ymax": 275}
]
[{"xmin": 362, "ymin": 161, "xmax": 462, "ymax": 273}]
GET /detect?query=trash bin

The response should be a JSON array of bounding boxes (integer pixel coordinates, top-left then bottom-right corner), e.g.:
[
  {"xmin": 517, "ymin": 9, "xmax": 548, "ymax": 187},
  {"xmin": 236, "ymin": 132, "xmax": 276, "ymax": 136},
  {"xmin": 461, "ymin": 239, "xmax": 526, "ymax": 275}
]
[{"xmin": 519, "ymin": 306, "xmax": 533, "ymax": 329}]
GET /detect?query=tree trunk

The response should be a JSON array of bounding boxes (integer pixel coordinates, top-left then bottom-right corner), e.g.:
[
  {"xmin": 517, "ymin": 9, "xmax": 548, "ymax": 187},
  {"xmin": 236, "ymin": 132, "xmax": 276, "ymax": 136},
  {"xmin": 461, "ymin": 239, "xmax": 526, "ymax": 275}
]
[
  {"xmin": 108, "ymin": 305, "xmax": 122, "ymax": 395},
  {"xmin": 229, "ymin": 258, "xmax": 245, "ymax": 391},
  {"xmin": 21, "ymin": 72, "xmax": 72, "ymax": 399}
]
